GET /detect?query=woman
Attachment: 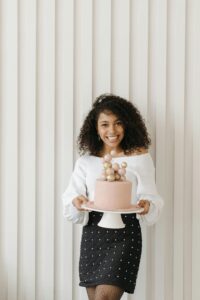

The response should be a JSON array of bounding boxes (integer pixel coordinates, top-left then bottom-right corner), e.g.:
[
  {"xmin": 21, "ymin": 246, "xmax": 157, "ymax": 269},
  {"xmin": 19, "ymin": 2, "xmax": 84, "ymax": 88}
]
[{"xmin": 62, "ymin": 94, "xmax": 163, "ymax": 300}]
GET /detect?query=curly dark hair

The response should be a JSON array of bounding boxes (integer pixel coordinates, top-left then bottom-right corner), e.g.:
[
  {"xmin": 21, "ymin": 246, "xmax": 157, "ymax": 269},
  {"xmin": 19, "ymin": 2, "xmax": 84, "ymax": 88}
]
[{"xmin": 77, "ymin": 94, "xmax": 151, "ymax": 156}]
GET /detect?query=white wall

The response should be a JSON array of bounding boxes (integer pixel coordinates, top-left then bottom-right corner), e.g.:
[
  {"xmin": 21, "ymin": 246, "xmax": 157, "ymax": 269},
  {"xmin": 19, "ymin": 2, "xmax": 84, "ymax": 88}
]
[{"xmin": 0, "ymin": 1, "xmax": 200, "ymax": 300}]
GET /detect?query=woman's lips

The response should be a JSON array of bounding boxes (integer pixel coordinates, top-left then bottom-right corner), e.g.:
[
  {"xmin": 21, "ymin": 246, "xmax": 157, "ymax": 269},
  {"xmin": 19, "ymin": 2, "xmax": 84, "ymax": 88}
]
[{"xmin": 106, "ymin": 136, "xmax": 118, "ymax": 142}]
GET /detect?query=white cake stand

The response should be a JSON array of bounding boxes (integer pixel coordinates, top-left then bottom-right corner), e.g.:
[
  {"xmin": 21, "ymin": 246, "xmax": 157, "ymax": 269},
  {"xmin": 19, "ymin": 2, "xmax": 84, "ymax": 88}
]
[{"xmin": 82, "ymin": 202, "xmax": 144, "ymax": 229}]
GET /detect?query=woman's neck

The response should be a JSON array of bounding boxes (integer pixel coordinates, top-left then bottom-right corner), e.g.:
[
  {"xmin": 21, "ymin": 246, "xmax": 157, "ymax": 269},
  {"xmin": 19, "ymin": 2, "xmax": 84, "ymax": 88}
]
[{"xmin": 99, "ymin": 148, "xmax": 124, "ymax": 157}]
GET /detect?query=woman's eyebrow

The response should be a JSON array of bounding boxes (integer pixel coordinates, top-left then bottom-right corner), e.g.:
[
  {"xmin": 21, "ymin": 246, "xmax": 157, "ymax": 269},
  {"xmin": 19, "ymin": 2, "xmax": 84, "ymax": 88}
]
[
  {"xmin": 99, "ymin": 119, "xmax": 121, "ymax": 123},
  {"xmin": 99, "ymin": 120, "xmax": 109, "ymax": 123}
]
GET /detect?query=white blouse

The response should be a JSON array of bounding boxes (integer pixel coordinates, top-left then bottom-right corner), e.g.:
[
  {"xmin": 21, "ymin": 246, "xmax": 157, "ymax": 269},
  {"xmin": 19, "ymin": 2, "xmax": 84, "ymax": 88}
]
[{"xmin": 62, "ymin": 153, "xmax": 164, "ymax": 226}]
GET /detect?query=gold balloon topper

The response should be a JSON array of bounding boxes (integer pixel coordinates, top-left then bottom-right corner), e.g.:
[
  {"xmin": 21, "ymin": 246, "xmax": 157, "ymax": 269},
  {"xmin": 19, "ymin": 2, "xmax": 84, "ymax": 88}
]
[{"xmin": 100, "ymin": 150, "xmax": 127, "ymax": 182}]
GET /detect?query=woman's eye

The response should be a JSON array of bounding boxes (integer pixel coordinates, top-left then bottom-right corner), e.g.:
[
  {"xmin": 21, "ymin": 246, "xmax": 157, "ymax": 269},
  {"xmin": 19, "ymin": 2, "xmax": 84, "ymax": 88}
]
[{"xmin": 116, "ymin": 121, "xmax": 123, "ymax": 126}]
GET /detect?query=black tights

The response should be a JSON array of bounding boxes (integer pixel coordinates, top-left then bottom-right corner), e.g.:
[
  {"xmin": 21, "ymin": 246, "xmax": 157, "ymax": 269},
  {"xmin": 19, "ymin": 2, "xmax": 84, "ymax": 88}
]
[{"xmin": 86, "ymin": 285, "xmax": 124, "ymax": 300}]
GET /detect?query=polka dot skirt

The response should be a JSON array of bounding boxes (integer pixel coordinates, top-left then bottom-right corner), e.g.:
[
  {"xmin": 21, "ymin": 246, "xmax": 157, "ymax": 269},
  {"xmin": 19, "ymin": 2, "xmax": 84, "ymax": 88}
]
[{"xmin": 79, "ymin": 211, "xmax": 142, "ymax": 294}]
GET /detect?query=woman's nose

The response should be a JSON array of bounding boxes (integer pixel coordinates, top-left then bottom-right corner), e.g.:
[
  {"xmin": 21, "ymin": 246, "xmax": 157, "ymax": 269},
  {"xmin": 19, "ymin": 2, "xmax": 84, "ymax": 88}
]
[{"xmin": 108, "ymin": 125, "xmax": 115, "ymax": 133}]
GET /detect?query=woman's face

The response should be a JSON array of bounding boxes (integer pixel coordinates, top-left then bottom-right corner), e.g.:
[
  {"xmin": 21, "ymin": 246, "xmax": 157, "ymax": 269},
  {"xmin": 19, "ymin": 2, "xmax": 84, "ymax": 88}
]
[{"xmin": 97, "ymin": 111, "xmax": 125, "ymax": 152}]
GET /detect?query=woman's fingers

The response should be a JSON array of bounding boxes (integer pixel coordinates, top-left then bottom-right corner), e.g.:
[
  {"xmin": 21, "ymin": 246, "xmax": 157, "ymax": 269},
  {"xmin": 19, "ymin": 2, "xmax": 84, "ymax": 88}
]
[
  {"xmin": 137, "ymin": 200, "xmax": 150, "ymax": 215},
  {"xmin": 73, "ymin": 195, "xmax": 89, "ymax": 211}
]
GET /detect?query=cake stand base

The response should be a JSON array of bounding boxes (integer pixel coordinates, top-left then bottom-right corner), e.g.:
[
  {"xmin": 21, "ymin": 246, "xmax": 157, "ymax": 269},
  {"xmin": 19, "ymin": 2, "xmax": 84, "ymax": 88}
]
[{"xmin": 98, "ymin": 212, "xmax": 125, "ymax": 229}]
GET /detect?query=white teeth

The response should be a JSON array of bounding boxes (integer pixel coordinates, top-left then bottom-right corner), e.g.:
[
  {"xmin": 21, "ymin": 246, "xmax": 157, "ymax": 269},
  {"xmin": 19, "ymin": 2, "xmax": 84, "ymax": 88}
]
[{"xmin": 107, "ymin": 136, "xmax": 118, "ymax": 141}]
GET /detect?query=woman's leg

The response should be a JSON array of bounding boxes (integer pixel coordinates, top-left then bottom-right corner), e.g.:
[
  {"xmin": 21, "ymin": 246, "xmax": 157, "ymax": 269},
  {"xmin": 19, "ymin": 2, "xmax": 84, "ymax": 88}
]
[
  {"xmin": 86, "ymin": 287, "xmax": 96, "ymax": 300},
  {"xmin": 94, "ymin": 284, "xmax": 124, "ymax": 300}
]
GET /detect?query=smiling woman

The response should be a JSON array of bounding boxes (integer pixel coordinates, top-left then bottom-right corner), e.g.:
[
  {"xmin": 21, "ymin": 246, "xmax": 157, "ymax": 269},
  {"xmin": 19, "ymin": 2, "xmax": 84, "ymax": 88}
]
[{"xmin": 62, "ymin": 94, "xmax": 164, "ymax": 299}]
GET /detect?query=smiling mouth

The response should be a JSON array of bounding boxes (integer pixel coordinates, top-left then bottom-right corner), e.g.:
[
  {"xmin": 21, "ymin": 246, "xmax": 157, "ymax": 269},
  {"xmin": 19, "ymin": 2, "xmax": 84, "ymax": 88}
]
[{"xmin": 106, "ymin": 136, "xmax": 118, "ymax": 142}]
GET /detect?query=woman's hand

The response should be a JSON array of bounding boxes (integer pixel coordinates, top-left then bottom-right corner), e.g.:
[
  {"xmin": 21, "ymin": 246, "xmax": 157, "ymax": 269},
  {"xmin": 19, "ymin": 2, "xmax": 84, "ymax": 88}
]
[
  {"xmin": 137, "ymin": 199, "xmax": 150, "ymax": 215},
  {"xmin": 72, "ymin": 195, "xmax": 89, "ymax": 211}
]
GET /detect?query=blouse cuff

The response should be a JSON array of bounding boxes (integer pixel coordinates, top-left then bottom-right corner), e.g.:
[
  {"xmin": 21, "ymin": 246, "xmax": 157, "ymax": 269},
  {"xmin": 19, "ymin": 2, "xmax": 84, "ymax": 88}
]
[
  {"xmin": 63, "ymin": 202, "xmax": 89, "ymax": 226},
  {"xmin": 136, "ymin": 194, "xmax": 164, "ymax": 225}
]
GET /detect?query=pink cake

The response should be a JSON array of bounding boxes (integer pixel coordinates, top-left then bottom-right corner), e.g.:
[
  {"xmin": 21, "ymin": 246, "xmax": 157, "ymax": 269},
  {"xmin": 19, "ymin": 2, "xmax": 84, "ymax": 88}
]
[
  {"xmin": 93, "ymin": 151, "xmax": 132, "ymax": 211},
  {"xmin": 94, "ymin": 179, "xmax": 132, "ymax": 210}
]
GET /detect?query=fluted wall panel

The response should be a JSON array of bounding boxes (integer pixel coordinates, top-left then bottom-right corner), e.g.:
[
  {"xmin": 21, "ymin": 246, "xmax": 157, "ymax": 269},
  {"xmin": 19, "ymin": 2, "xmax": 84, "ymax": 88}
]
[
  {"xmin": 18, "ymin": 1, "xmax": 36, "ymax": 300},
  {"xmin": 0, "ymin": 1, "xmax": 18, "ymax": 300},
  {"xmin": 55, "ymin": 1, "xmax": 74, "ymax": 300},
  {"xmin": 0, "ymin": 1, "xmax": 200, "ymax": 300}
]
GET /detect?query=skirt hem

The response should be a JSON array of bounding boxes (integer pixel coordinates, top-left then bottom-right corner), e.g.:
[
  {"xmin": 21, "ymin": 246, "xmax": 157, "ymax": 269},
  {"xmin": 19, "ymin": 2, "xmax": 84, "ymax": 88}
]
[{"xmin": 79, "ymin": 280, "xmax": 135, "ymax": 294}]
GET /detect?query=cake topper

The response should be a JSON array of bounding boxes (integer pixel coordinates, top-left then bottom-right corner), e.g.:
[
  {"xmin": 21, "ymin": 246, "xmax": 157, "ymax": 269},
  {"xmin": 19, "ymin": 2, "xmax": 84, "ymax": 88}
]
[{"xmin": 101, "ymin": 151, "xmax": 127, "ymax": 182}]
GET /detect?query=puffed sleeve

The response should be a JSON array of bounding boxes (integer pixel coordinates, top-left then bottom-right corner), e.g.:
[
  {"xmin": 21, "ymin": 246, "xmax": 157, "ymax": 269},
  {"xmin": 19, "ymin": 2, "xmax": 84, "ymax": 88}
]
[
  {"xmin": 135, "ymin": 154, "xmax": 164, "ymax": 225},
  {"xmin": 62, "ymin": 156, "xmax": 89, "ymax": 225}
]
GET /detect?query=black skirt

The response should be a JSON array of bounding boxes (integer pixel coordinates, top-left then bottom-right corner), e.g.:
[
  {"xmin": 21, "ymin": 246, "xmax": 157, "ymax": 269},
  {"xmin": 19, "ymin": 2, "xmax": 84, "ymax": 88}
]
[{"xmin": 79, "ymin": 211, "xmax": 142, "ymax": 294}]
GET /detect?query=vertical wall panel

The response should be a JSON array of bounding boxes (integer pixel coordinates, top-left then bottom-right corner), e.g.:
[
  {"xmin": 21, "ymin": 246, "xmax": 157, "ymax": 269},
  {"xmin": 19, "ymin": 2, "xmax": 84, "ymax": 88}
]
[
  {"xmin": 165, "ymin": 1, "xmax": 176, "ymax": 299},
  {"xmin": 0, "ymin": 1, "xmax": 18, "ymax": 300},
  {"xmin": 184, "ymin": 1, "xmax": 193, "ymax": 299},
  {"xmin": 18, "ymin": 1, "xmax": 36, "ymax": 300},
  {"xmin": 36, "ymin": 1, "xmax": 55, "ymax": 300},
  {"xmin": 149, "ymin": 2, "xmax": 167, "ymax": 300},
  {"xmin": 168, "ymin": 1, "xmax": 186, "ymax": 300},
  {"xmin": 130, "ymin": 0, "xmax": 149, "ymax": 117},
  {"xmin": 0, "ymin": 1, "xmax": 200, "ymax": 300},
  {"xmin": 74, "ymin": 0, "xmax": 93, "ymax": 134},
  {"xmin": 111, "ymin": 0, "xmax": 130, "ymax": 98},
  {"xmin": 190, "ymin": 2, "xmax": 200, "ymax": 300},
  {"xmin": 129, "ymin": 3, "xmax": 149, "ymax": 300},
  {"xmin": 74, "ymin": 1, "xmax": 93, "ymax": 299},
  {"xmin": 55, "ymin": 1, "xmax": 74, "ymax": 300},
  {"xmin": 93, "ymin": 0, "xmax": 112, "ymax": 98}
]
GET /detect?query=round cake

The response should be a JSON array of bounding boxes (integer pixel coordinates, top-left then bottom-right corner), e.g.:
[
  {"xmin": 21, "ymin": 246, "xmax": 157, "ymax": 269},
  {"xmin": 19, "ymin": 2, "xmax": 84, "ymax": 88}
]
[
  {"xmin": 94, "ymin": 179, "xmax": 132, "ymax": 210},
  {"xmin": 91, "ymin": 151, "xmax": 133, "ymax": 211}
]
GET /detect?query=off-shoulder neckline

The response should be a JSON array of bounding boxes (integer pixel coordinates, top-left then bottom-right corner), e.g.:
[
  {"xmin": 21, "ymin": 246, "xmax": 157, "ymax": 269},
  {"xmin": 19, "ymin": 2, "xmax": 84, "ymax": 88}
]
[{"xmin": 89, "ymin": 152, "xmax": 150, "ymax": 159}]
